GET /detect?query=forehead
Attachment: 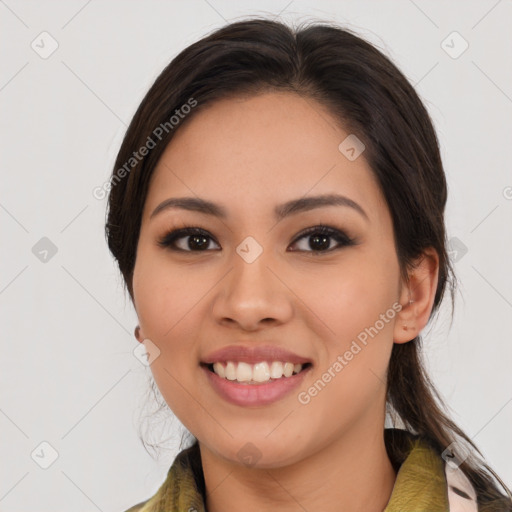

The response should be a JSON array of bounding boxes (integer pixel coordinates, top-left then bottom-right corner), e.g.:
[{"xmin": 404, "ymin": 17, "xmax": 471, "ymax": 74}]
[{"xmin": 144, "ymin": 92, "xmax": 387, "ymax": 224}]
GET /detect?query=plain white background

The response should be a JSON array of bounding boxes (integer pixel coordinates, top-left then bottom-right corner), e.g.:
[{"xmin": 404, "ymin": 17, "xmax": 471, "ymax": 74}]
[{"xmin": 1, "ymin": 0, "xmax": 511, "ymax": 510}]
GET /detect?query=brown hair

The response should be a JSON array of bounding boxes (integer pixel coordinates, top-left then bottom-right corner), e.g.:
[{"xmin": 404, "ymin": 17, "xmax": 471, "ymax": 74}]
[{"xmin": 105, "ymin": 18, "xmax": 511, "ymax": 509}]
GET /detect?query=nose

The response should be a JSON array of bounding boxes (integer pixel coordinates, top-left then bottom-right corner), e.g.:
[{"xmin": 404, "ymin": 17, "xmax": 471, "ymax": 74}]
[{"xmin": 210, "ymin": 247, "xmax": 294, "ymax": 331}]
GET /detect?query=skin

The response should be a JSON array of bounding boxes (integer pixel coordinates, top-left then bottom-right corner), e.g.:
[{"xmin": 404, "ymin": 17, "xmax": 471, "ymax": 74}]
[{"xmin": 133, "ymin": 92, "xmax": 439, "ymax": 512}]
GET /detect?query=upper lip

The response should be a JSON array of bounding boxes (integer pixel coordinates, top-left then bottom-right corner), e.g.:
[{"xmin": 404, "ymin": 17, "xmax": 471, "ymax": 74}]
[{"xmin": 201, "ymin": 344, "xmax": 312, "ymax": 365}]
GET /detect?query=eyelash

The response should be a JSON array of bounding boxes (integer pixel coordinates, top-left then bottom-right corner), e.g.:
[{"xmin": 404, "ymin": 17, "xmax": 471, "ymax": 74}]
[{"xmin": 157, "ymin": 224, "xmax": 356, "ymax": 255}]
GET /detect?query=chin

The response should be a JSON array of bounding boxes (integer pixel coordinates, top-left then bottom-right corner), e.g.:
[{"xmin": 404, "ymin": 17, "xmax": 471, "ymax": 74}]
[{"xmin": 203, "ymin": 434, "xmax": 305, "ymax": 469}]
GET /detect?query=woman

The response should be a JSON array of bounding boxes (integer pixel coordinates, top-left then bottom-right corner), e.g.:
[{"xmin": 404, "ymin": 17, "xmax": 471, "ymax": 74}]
[{"xmin": 106, "ymin": 18, "xmax": 511, "ymax": 511}]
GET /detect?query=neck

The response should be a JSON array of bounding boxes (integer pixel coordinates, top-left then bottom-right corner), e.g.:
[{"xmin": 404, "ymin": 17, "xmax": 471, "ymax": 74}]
[{"xmin": 199, "ymin": 422, "xmax": 397, "ymax": 512}]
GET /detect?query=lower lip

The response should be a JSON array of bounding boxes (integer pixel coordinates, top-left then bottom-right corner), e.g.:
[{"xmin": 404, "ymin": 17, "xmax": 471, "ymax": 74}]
[{"xmin": 201, "ymin": 364, "xmax": 312, "ymax": 407}]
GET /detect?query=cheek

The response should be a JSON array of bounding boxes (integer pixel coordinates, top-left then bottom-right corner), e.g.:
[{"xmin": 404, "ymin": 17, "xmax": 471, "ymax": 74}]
[
  {"xmin": 133, "ymin": 245, "xmax": 205, "ymax": 339},
  {"xmin": 132, "ymin": 243, "xmax": 207, "ymax": 394},
  {"xmin": 296, "ymin": 252, "xmax": 397, "ymax": 398},
  {"xmin": 293, "ymin": 254, "xmax": 397, "ymax": 343},
  {"xmin": 134, "ymin": 265, "xmax": 206, "ymax": 430},
  {"xmin": 301, "ymin": 278, "xmax": 395, "ymax": 430},
  {"xmin": 148, "ymin": 355, "xmax": 207, "ymax": 440}
]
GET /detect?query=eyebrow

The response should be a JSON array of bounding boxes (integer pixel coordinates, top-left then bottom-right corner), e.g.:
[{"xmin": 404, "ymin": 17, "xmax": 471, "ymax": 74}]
[{"xmin": 150, "ymin": 193, "xmax": 369, "ymax": 222}]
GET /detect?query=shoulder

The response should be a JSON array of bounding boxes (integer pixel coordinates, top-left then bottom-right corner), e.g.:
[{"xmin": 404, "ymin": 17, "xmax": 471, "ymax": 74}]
[
  {"xmin": 122, "ymin": 442, "xmax": 203, "ymax": 512},
  {"xmin": 384, "ymin": 428, "xmax": 481, "ymax": 511}
]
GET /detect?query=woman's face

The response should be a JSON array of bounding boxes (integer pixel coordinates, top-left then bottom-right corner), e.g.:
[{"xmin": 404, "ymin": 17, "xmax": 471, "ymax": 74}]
[{"xmin": 133, "ymin": 92, "xmax": 406, "ymax": 467}]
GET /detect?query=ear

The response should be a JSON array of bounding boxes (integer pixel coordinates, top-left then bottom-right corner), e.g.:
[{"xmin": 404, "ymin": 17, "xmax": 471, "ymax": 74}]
[
  {"xmin": 134, "ymin": 325, "xmax": 144, "ymax": 344},
  {"xmin": 393, "ymin": 247, "xmax": 440, "ymax": 344}
]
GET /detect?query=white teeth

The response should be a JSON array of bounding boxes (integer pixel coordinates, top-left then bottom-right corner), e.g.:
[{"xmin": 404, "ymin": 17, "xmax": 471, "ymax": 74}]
[
  {"xmin": 211, "ymin": 361, "xmax": 305, "ymax": 383},
  {"xmin": 225, "ymin": 361, "xmax": 237, "ymax": 381},
  {"xmin": 212, "ymin": 362, "xmax": 225, "ymax": 378},
  {"xmin": 252, "ymin": 362, "xmax": 271, "ymax": 382},
  {"xmin": 283, "ymin": 362, "xmax": 294, "ymax": 377},
  {"xmin": 270, "ymin": 361, "xmax": 284, "ymax": 379},
  {"xmin": 236, "ymin": 362, "xmax": 253, "ymax": 382}
]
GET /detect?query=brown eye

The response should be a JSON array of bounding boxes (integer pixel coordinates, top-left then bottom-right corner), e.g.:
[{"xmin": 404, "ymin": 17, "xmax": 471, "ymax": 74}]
[
  {"xmin": 158, "ymin": 228, "xmax": 220, "ymax": 252},
  {"xmin": 157, "ymin": 224, "xmax": 356, "ymax": 254},
  {"xmin": 289, "ymin": 225, "xmax": 355, "ymax": 254}
]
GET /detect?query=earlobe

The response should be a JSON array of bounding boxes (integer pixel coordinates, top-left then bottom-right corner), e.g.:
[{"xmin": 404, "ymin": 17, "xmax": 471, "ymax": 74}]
[
  {"xmin": 134, "ymin": 325, "xmax": 143, "ymax": 343},
  {"xmin": 393, "ymin": 297, "xmax": 417, "ymax": 344},
  {"xmin": 393, "ymin": 248, "xmax": 440, "ymax": 344}
]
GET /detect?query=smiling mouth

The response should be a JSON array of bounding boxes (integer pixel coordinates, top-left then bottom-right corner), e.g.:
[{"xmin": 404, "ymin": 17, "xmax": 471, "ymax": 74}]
[{"xmin": 201, "ymin": 361, "xmax": 313, "ymax": 385}]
